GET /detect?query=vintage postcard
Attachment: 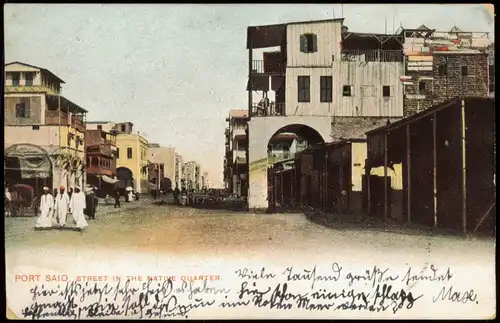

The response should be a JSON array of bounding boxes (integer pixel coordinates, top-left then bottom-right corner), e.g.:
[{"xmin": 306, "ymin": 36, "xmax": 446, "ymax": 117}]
[{"xmin": 3, "ymin": 3, "xmax": 495, "ymax": 320}]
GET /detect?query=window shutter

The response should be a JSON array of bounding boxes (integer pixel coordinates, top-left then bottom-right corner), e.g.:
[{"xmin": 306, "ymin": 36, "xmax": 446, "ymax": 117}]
[
  {"xmin": 300, "ymin": 35, "xmax": 307, "ymax": 53},
  {"xmin": 312, "ymin": 34, "xmax": 318, "ymax": 52}
]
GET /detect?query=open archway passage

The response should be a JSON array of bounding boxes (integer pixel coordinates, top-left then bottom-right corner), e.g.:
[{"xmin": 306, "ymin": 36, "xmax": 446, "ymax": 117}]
[
  {"xmin": 266, "ymin": 124, "xmax": 325, "ymax": 210},
  {"xmin": 5, "ymin": 144, "xmax": 53, "ymax": 197},
  {"xmin": 116, "ymin": 167, "xmax": 134, "ymax": 190}
]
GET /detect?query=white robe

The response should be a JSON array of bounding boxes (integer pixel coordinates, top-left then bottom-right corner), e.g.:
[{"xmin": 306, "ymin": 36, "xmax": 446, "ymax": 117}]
[
  {"xmin": 70, "ymin": 192, "xmax": 88, "ymax": 229},
  {"xmin": 55, "ymin": 192, "xmax": 71, "ymax": 226},
  {"xmin": 36, "ymin": 194, "xmax": 54, "ymax": 228}
]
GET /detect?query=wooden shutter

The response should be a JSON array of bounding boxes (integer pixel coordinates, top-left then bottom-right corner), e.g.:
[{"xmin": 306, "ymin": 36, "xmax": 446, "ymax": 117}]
[
  {"xmin": 300, "ymin": 35, "xmax": 307, "ymax": 53},
  {"xmin": 304, "ymin": 76, "xmax": 310, "ymax": 102},
  {"xmin": 312, "ymin": 34, "xmax": 318, "ymax": 52}
]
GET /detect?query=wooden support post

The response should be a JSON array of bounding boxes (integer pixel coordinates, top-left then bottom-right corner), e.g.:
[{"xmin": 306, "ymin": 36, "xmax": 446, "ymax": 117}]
[
  {"xmin": 366, "ymin": 143, "xmax": 371, "ymax": 216},
  {"xmin": 433, "ymin": 113, "xmax": 438, "ymax": 227},
  {"xmin": 406, "ymin": 124, "xmax": 411, "ymax": 224},
  {"xmin": 325, "ymin": 154, "xmax": 328, "ymax": 212},
  {"xmin": 248, "ymin": 48, "xmax": 253, "ymax": 118},
  {"xmin": 280, "ymin": 170, "xmax": 284, "ymax": 207},
  {"xmin": 340, "ymin": 154, "xmax": 344, "ymax": 213},
  {"xmin": 384, "ymin": 132, "xmax": 388, "ymax": 219},
  {"xmin": 461, "ymin": 100, "xmax": 467, "ymax": 234}
]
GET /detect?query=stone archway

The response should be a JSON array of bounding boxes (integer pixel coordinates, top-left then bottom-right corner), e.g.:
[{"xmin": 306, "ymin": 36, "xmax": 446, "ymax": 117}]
[
  {"xmin": 116, "ymin": 167, "xmax": 134, "ymax": 189},
  {"xmin": 247, "ymin": 116, "xmax": 332, "ymax": 210},
  {"xmin": 4, "ymin": 143, "xmax": 54, "ymax": 195}
]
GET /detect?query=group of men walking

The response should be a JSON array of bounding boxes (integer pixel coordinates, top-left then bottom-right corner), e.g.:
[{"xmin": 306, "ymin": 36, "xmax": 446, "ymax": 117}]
[{"xmin": 35, "ymin": 185, "xmax": 97, "ymax": 231}]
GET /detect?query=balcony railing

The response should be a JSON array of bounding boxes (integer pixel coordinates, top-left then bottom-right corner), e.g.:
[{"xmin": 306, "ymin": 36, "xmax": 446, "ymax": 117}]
[
  {"xmin": 251, "ymin": 60, "xmax": 286, "ymax": 74},
  {"xmin": 45, "ymin": 110, "xmax": 85, "ymax": 132},
  {"xmin": 250, "ymin": 102, "xmax": 286, "ymax": 117},
  {"xmin": 341, "ymin": 50, "xmax": 404, "ymax": 62},
  {"xmin": 86, "ymin": 144, "xmax": 115, "ymax": 158}
]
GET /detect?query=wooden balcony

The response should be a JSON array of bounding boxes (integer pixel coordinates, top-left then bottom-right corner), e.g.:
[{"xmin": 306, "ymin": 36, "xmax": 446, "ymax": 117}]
[
  {"xmin": 87, "ymin": 165, "xmax": 114, "ymax": 177},
  {"xmin": 86, "ymin": 144, "xmax": 116, "ymax": 158},
  {"xmin": 45, "ymin": 110, "xmax": 86, "ymax": 132},
  {"xmin": 251, "ymin": 60, "xmax": 286, "ymax": 75},
  {"xmin": 250, "ymin": 102, "xmax": 286, "ymax": 117}
]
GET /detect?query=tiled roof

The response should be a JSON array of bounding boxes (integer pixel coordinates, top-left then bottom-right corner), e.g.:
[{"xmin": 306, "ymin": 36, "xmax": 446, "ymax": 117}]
[{"xmin": 229, "ymin": 109, "xmax": 248, "ymax": 118}]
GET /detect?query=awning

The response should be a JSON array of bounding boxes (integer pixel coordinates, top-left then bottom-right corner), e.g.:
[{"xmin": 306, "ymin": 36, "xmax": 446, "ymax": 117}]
[{"xmin": 101, "ymin": 175, "xmax": 120, "ymax": 184}]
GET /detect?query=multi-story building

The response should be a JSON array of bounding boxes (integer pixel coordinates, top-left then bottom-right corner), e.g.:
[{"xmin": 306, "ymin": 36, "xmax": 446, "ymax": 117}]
[
  {"xmin": 244, "ymin": 19, "xmax": 491, "ymax": 210},
  {"xmin": 195, "ymin": 164, "xmax": 202, "ymax": 191},
  {"xmin": 4, "ymin": 61, "xmax": 87, "ymax": 193},
  {"xmin": 148, "ymin": 144, "xmax": 176, "ymax": 191},
  {"xmin": 174, "ymin": 153, "xmax": 184, "ymax": 189},
  {"xmin": 202, "ymin": 171, "xmax": 209, "ymax": 190},
  {"xmin": 183, "ymin": 161, "xmax": 197, "ymax": 190},
  {"xmin": 85, "ymin": 128, "xmax": 118, "ymax": 192},
  {"xmin": 115, "ymin": 123, "xmax": 149, "ymax": 193},
  {"xmin": 224, "ymin": 109, "xmax": 249, "ymax": 196}
]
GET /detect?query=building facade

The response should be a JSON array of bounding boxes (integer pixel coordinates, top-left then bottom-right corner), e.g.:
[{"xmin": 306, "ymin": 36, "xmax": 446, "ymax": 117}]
[
  {"xmin": 85, "ymin": 129, "xmax": 118, "ymax": 192},
  {"xmin": 4, "ymin": 61, "xmax": 87, "ymax": 193},
  {"xmin": 148, "ymin": 144, "xmax": 176, "ymax": 191},
  {"xmin": 183, "ymin": 161, "xmax": 197, "ymax": 190},
  {"xmin": 245, "ymin": 19, "xmax": 492, "ymax": 210},
  {"xmin": 246, "ymin": 19, "xmax": 404, "ymax": 209},
  {"xmin": 115, "ymin": 129, "xmax": 149, "ymax": 193},
  {"xmin": 174, "ymin": 153, "xmax": 184, "ymax": 189},
  {"xmin": 224, "ymin": 109, "xmax": 249, "ymax": 197}
]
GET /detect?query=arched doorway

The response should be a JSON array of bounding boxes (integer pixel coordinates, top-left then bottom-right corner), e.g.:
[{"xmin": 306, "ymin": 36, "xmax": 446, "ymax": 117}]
[
  {"xmin": 4, "ymin": 144, "xmax": 53, "ymax": 196},
  {"xmin": 266, "ymin": 124, "xmax": 325, "ymax": 210},
  {"xmin": 116, "ymin": 167, "xmax": 134, "ymax": 190}
]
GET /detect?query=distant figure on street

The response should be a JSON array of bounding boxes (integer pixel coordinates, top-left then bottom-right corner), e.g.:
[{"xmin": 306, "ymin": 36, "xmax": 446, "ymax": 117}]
[
  {"xmin": 55, "ymin": 186, "xmax": 70, "ymax": 227},
  {"xmin": 68, "ymin": 187, "xmax": 74, "ymax": 199},
  {"xmin": 69, "ymin": 186, "xmax": 88, "ymax": 231},
  {"xmin": 114, "ymin": 189, "xmax": 121, "ymax": 208},
  {"xmin": 35, "ymin": 186, "xmax": 54, "ymax": 229},
  {"xmin": 152, "ymin": 189, "xmax": 157, "ymax": 200},
  {"xmin": 173, "ymin": 186, "xmax": 180, "ymax": 205},
  {"xmin": 85, "ymin": 190, "xmax": 98, "ymax": 220}
]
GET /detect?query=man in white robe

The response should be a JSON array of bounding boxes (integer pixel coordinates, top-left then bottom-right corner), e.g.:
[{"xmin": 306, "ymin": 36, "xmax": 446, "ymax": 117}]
[
  {"xmin": 55, "ymin": 185, "xmax": 70, "ymax": 227},
  {"xmin": 69, "ymin": 186, "xmax": 88, "ymax": 231},
  {"xmin": 35, "ymin": 186, "xmax": 54, "ymax": 229}
]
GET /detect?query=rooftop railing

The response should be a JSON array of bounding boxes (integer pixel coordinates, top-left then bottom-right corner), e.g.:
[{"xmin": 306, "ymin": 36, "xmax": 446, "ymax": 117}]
[{"xmin": 341, "ymin": 49, "xmax": 404, "ymax": 62}]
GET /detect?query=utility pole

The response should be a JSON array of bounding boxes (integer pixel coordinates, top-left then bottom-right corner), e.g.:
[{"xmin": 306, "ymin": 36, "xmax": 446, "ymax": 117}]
[{"xmin": 58, "ymin": 85, "xmax": 62, "ymax": 190}]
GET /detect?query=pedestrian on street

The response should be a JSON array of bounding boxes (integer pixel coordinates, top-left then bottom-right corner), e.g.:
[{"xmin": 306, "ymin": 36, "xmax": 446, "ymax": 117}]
[
  {"xmin": 68, "ymin": 187, "xmax": 74, "ymax": 199},
  {"xmin": 55, "ymin": 185, "xmax": 70, "ymax": 228},
  {"xmin": 173, "ymin": 186, "xmax": 180, "ymax": 205},
  {"xmin": 85, "ymin": 189, "xmax": 98, "ymax": 220},
  {"xmin": 114, "ymin": 189, "xmax": 121, "ymax": 208},
  {"xmin": 69, "ymin": 186, "xmax": 88, "ymax": 231},
  {"xmin": 35, "ymin": 186, "xmax": 54, "ymax": 230}
]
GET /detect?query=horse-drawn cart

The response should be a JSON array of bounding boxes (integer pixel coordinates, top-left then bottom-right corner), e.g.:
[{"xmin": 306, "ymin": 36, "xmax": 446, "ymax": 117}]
[{"xmin": 6, "ymin": 184, "xmax": 39, "ymax": 217}]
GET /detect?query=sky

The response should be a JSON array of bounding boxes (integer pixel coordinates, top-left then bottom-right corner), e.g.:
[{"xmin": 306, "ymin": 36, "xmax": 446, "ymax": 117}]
[{"xmin": 4, "ymin": 4, "xmax": 494, "ymax": 187}]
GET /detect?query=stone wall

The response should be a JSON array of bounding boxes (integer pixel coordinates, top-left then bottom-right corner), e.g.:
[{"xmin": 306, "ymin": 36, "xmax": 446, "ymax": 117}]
[
  {"xmin": 404, "ymin": 54, "xmax": 489, "ymax": 117},
  {"xmin": 331, "ymin": 116, "xmax": 402, "ymax": 140}
]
